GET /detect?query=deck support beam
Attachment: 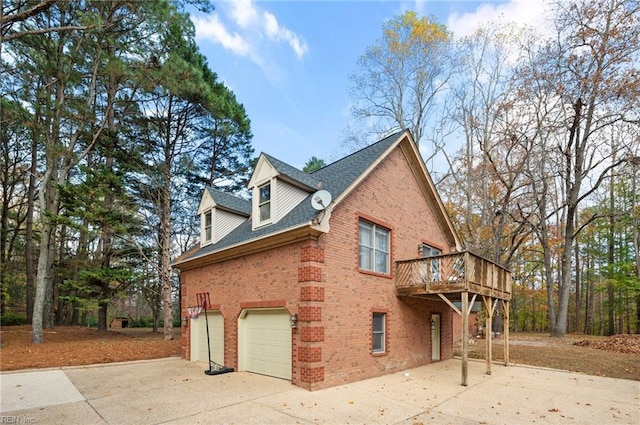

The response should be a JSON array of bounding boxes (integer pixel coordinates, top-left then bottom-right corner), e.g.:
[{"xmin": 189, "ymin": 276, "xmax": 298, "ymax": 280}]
[
  {"xmin": 461, "ymin": 291, "xmax": 469, "ymax": 386},
  {"xmin": 437, "ymin": 293, "xmax": 461, "ymax": 315},
  {"xmin": 445, "ymin": 292, "xmax": 476, "ymax": 387},
  {"xmin": 502, "ymin": 299, "xmax": 510, "ymax": 366},
  {"xmin": 483, "ymin": 296, "xmax": 497, "ymax": 375}
]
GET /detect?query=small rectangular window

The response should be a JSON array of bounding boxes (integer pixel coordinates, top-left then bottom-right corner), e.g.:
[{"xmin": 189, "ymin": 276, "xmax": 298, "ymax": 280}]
[
  {"xmin": 359, "ymin": 220, "xmax": 390, "ymax": 274},
  {"xmin": 258, "ymin": 183, "xmax": 271, "ymax": 221},
  {"xmin": 204, "ymin": 210, "xmax": 212, "ymax": 242},
  {"xmin": 372, "ymin": 312, "xmax": 386, "ymax": 353}
]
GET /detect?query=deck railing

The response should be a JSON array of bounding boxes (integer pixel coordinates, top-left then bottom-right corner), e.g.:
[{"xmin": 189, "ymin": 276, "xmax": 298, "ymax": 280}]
[{"xmin": 395, "ymin": 251, "xmax": 511, "ymax": 300}]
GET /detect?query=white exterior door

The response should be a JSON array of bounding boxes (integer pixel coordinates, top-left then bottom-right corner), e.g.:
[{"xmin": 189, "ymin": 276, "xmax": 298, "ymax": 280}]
[
  {"xmin": 431, "ymin": 314, "xmax": 441, "ymax": 361},
  {"xmin": 239, "ymin": 309, "xmax": 292, "ymax": 380},
  {"xmin": 190, "ymin": 312, "xmax": 224, "ymax": 366}
]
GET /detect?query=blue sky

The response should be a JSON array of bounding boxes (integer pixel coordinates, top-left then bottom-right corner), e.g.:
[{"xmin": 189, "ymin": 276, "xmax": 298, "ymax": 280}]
[{"xmin": 190, "ymin": 0, "xmax": 546, "ymax": 169}]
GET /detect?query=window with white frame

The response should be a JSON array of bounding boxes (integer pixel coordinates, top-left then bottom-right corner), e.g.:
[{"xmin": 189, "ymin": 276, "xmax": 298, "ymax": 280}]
[
  {"xmin": 422, "ymin": 244, "xmax": 442, "ymax": 281},
  {"xmin": 359, "ymin": 220, "xmax": 390, "ymax": 274},
  {"xmin": 258, "ymin": 182, "xmax": 271, "ymax": 222},
  {"xmin": 372, "ymin": 312, "xmax": 386, "ymax": 353},
  {"xmin": 203, "ymin": 210, "xmax": 212, "ymax": 243}
]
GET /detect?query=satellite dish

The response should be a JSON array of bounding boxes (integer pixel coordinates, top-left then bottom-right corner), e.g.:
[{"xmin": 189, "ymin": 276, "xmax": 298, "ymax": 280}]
[{"xmin": 311, "ymin": 190, "xmax": 332, "ymax": 210}]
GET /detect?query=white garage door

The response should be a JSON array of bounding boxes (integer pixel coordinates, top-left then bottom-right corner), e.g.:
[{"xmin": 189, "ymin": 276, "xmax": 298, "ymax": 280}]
[
  {"xmin": 190, "ymin": 312, "xmax": 224, "ymax": 366},
  {"xmin": 240, "ymin": 310, "xmax": 292, "ymax": 380}
]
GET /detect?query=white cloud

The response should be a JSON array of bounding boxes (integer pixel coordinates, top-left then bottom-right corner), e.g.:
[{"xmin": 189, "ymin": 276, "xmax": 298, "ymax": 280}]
[
  {"xmin": 263, "ymin": 11, "xmax": 308, "ymax": 59},
  {"xmin": 192, "ymin": 14, "xmax": 250, "ymax": 57},
  {"xmin": 447, "ymin": 0, "xmax": 554, "ymax": 39},
  {"xmin": 192, "ymin": 0, "xmax": 308, "ymax": 66},
  {"xmin": 230, "ymin": 0, "xmax": 259, "ymax": 28}
]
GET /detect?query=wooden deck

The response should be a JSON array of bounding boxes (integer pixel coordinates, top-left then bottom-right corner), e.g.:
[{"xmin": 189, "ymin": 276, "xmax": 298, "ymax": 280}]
[
  {"xmin": 396, "ymin": 251, "xmax": 511, "ymax": 386},
  {"xmin": 395, "ymin": 251, "xmax": 511, "ymax": 301}
]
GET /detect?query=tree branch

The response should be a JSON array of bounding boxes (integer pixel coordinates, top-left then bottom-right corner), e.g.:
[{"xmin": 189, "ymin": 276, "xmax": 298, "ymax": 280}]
[{"xmin": 2, "ymin": 0, "xmax": 56, "ymax": 26}]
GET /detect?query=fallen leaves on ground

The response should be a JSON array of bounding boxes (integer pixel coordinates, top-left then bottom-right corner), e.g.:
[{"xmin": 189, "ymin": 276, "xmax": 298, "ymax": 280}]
[
  {"xmin": 0, "ymin": 325, "xmax": 180, "ymax": 371},
  {"xmin": 573, "ymin": 334, "xmax": 640, "ymax": 355}
]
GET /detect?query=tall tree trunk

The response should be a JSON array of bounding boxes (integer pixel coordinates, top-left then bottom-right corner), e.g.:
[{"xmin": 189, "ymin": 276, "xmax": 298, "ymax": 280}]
[
  {"xmin": 97, "ymin": 303, "xmax": 108, "ymax": 331},
  {"xmin": 584, "ymin": 260, "xmax": 592, "ymax": 334},
  {"xmin": 97, "ymin": 143, "xmax": 115, "ymax": 331},
  {"xmin": 552, "ymin": 98, "xmax": 584, "ymax": 338},
  {"xmin": 631, "ymin": 158, "xmax": 640, "ymax": 333},
  {"xmin": 541, "ymin": 214, "xmax": 557, "ymax": 331},
  {"xmin": 96, "ymin": 34, "xmax": 118, "ymax": 332},
  {"xmin": 43, "ymin": 261, "xmax": 55, "ymax": 329},
  {"xmin": 55, "ymin": 226, "xmax": 65, "ymax": 326},
  {"xmin": 607, "ymin": 170, "xmax": 615, "ymax": 336},
  {"xmin": 574, "ymin": 241, "xmax": 581, "ymax": 332},
  {"xmin": 32, "ymin": 172, "xmax": 56, "ymax": 343},
  {"xmin": 161, "ymin": 158, "xmax": 173, "ymax": 340},
  {"xmin": 598, "ymin": 292, "xmax": 604, "ymax": 335},
  {"xmin": 25, "ymin": 131, "xmax": 38, "ymax": 324}
]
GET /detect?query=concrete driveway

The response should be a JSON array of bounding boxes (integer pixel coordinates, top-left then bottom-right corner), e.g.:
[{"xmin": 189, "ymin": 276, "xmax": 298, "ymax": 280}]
[{"xmin": 1, "ymin": 357, "xmax": 638, "ymax": 424}]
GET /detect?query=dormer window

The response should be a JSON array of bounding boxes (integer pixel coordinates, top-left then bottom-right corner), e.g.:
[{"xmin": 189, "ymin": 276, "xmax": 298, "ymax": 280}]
[
  {"xmin": 204, "ymin": 210, "xmax": 212, "ymax": 242},
  {"xmin": 248, "ymin": 153, "xmax": 318, "ymax": 230},
  {"xmin": 258, "ymin": 183, "xmax": 271, "ymax": 222},
  {"xmin": 197, "ymin": 187, "xmax": 251, "ymax": 246}
]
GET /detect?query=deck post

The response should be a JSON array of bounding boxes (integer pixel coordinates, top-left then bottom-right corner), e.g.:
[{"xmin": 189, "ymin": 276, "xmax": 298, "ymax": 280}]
[
  {"xmin": 483, "ymin": 296, "xmax": 493, "ymax": 375},
  {"xmin": 503, "ymin": 299, "xmax": 509, "ymax": 366},
  {"xmin": 461, "ymin": 291, "xmax": 469, "ymax": 386}
]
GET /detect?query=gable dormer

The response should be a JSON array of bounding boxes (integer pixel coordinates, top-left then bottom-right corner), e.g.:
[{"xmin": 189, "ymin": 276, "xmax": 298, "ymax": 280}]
[
  {"xmin": 198, "ymin": 187, "xmax": 251, "ymax": 246},
  {"xmin": 248, "ymin": 154, "xmax": 320, "ymax": 230}
]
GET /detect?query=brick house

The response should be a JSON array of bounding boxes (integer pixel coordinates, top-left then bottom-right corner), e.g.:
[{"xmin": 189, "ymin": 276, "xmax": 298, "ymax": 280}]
[{"xmin": 173, "ymin": 130, "xmax": 511, "ymax": 390}]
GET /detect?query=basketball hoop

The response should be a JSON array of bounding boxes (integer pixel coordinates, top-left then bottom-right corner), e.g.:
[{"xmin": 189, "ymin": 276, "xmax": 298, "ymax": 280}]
[
  {"xmin": 196, "ymin": 292, "xmax": 212, "ymax": 310},
  {"xmin": 187, "ymin": 305, "xmax": 203, "ymax": 319}
]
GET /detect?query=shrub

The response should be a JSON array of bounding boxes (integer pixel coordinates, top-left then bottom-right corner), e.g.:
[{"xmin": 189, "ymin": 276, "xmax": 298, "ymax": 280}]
[{"xmin": 0, "ymin": 312, "xmax": 27, "ymax": 326}]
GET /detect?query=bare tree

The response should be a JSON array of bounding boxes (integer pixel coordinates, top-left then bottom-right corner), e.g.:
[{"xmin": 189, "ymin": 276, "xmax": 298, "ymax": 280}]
[
  {"xmin": 441, "ymin": 24, "xmax": 536, "ymax": 268},
  {"xmin": 347, "ymin": 11, "xmax": 454, "ymax": 151},
  {"xmin": 521, "ymin": 0, "xmax": 640, "ymax": 337}
]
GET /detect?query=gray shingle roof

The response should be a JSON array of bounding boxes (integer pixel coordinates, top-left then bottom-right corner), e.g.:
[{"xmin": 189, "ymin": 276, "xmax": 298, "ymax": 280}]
[
  {"xmin": 262, "ymin": 153, "xmax": 321, "ymax": 190},
  {"xmin": 206, "ymin": 187, "xmax": 251, "ymax": 216},
  {"xmin": 177, "ymin": 130, "xmax": 405, "ymax": 263},
  {"xmin": 311, "ymin": 131, "xmax": 404, "ymax": 197},
  {"xmin": 206, "ymin": 186, "xmax": 251, "ymax": 217}
]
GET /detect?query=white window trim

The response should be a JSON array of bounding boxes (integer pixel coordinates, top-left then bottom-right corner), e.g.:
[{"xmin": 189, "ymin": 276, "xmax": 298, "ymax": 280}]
[
  {"xmin": 359, "ymin": 220, "xmax": 390, "ymax": 274},
  {"xmin": 202, "ymin": 209, "xmax": 213, "ymax": 246},
  {"xmin": 372, "ymin": 312, "xmax": 386, "ymax": 353},
  {"xmin": 257, "ymin": 181, "xmax": 272, "ymax": 225},
  {"xmin": 252, "ymin": 179, "xmax": 275, "ymax": 229}
]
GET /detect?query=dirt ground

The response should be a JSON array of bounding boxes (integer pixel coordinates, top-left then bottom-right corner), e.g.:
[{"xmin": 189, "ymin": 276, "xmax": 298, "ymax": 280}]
[
  {"xmin": 0, "ymin": 326, "xmax": 638, "ymax": 381},
  {"xmin": 454, "ymin": 332, "xmax": 640, "ymax": 381}
]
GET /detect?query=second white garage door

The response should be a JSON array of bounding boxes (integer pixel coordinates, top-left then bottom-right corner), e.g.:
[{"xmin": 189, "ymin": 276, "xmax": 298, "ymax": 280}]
[
  {"xmin": 190, "ymin": 312, "xmax": 224, "ymax": 366},
  {"xmin": 239, "ymin": 309, "xmax": 292, "ymax": 380}
]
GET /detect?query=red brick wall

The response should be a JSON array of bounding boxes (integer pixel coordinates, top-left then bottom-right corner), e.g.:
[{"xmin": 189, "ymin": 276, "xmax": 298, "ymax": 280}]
[
  {"xmin": 313, "ymin": 146, "xmax": 454, "ymax": 390},
  {"xmin": 180, "ymin": 243, "xmax": 301, "ymax": 369},
  {"xmin": 179, "ymin": 143, "xmax": 456, "ymax": 390}
]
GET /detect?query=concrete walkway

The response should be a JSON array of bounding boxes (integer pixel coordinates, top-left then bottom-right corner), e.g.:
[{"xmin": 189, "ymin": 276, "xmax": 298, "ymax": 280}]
[{"xmin": 1, "ymin": 358, "xmax": 638, "ymax": 424}]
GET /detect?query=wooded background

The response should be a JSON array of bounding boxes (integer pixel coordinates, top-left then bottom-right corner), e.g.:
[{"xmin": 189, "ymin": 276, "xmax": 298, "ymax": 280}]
[{"xmin": 1, "ymin": 0, "xmax": 638, "ymax": 343}]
